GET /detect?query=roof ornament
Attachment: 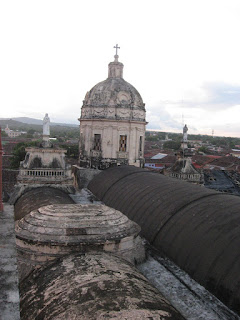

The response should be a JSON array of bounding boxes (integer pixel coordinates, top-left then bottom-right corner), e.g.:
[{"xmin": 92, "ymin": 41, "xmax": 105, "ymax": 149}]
[{"xmin": 113, "ymin": 44, "xmax": 120, "ymax": 62}]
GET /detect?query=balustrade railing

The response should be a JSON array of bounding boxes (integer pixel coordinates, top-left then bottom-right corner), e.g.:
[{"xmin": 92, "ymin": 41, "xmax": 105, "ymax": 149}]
[{"xmin": 18, "ymin": 168, "xmax": 71, "ymax": 179}]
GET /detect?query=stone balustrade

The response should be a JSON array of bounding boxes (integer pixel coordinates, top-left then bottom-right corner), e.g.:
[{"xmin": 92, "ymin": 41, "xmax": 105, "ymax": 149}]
[{"xmin": 17, "ymin": 168, "xmax": 72, "ymax": 184}]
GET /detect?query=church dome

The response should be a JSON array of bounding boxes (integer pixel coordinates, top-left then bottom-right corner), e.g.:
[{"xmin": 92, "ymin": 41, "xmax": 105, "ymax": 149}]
[{"xmin": 81, "ymin": 53, "xmax": 146, "ymax": 122}]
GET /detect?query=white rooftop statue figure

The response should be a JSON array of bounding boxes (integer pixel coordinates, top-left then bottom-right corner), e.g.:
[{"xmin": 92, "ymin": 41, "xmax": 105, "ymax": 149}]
[
  {"xmin": 183, "ymin": 124, "xmax": 188, "ymax": 142},
  {"xmin": 43, "ymin": 113, "xmax": 50, "ymax": 136}
]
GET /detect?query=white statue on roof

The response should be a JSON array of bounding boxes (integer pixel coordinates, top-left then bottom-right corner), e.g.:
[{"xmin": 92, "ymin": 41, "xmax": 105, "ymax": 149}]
[
  {"xmin": 43, "ymin": 113, "xmax": 50, "ymax": 136},
  {"xmin": 183, "ymin": 124, "xmax": 188, "ymax": 142}
]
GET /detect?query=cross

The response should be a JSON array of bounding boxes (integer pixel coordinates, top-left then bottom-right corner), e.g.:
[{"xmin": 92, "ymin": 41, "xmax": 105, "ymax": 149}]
[{"xmin": 114, "ymin": 44, "xmax": 120, "ymax": 55}]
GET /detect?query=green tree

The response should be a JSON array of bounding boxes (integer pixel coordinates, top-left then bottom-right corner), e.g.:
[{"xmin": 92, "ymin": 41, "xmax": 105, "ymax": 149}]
[
  {"xmin": 198, "ymin": 146, "xmax": 209, "ymax": 154},
  {"xmin": 60, "ymin": 144, "xmax": 79, "ymax": 158},
  {"xmin": 145, "ymin": 135, "xmax": 158, "ymax": 142},
  {"xmin": 27, "ymin": 129, "xmax": 35, "ymax": 135},
  {"xmin": 10, "ymin": 141, "xmax": 39, "ymax": 169},
  {"xmin": 163, "ymin": 140, "xmax": 181, "ymax": 150}
]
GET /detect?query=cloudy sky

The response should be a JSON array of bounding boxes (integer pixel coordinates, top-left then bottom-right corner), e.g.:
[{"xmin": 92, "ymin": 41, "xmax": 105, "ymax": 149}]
[{"xmin": 1, "ymin": 0, "xmax": 240, "ymax": 137}]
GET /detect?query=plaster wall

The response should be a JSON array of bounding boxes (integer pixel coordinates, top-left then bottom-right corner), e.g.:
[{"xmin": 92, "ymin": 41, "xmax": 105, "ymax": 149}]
[
  {"xmin": 23, "ymin": 148, "xmax": 67, "ymax": 169},
  {"xmin": 80, "ymin": 119, "xmax": 145, "ymax": 166}
]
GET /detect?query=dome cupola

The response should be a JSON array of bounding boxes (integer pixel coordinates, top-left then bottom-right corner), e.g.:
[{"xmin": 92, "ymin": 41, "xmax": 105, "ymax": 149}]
[
  {"xmin": 81, "ymin": 46, "xmax": 145, "ymax": 122},
  {"xmin": 79, "ymin": 46, "xmax": 146, "ymax": 169}
]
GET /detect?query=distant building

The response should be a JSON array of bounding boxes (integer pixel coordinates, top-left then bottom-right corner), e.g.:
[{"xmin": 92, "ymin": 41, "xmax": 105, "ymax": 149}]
[
  {"xmin": 4, "ymin": 125, "xmax": 25, "ymax": 138},
  {"xmin": 145, "ymin": 153, "xmax": 168, "ymax": 170},
  {"xmin": 188, "ymin": 140, "xmax": 203, "ymax": 148},
  {"xmin": 164, "ymin": 125, "xmax": 203, "ymax": 184},
  {"xmin": 165, "ymin": 158, "xmax": 204, "ymax": 184},
  {"xmin": 231, "ymin": 149, "xmax": 240, "ymax": 158},
  {"xmin": 151, "ymin": 153, "xmax": 168, "ymax": 160},
  {"xmin": 204, "ymin": 169, "xmax": 240, "ymax": 195}
]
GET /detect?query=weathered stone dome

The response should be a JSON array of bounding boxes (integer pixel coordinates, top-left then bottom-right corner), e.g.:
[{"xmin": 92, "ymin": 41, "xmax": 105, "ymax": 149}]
[
  {"xmin": 84, "ymin": 78, "xmax": 144, "ymax": 109},
  {"xmin": 15, "ymin": 203, "xmax": 145, "ymax": 280},
  {"xmin": 20, "ymin": 253, "xmax": 184, "ymax": 320},
  {"xmin": 81, "ymin": 54, "xmax": 146, "ymax": 122}
]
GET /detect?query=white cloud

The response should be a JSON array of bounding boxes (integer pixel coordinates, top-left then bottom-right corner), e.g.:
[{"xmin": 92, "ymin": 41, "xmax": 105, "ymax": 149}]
[{"xmin": 1, "ymin": 0, "xmax": 240, "ymax": 137}]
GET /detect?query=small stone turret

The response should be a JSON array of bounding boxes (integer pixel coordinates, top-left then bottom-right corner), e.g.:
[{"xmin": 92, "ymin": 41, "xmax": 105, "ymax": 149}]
[{"xmin": 108, "ymin": 54, "xmax": 124, "ymax": 78}]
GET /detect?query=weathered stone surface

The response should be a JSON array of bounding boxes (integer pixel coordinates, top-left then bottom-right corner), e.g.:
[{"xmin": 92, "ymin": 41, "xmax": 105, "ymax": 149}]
[
  {"xmin": 9, "ymin": 183, "xmax": 75, "ymax": 205},
  {"xmin": 0, "ymin": 204, "xmax": 20, "ymax": 320},
  {"xmin": 82, "ymin": 77, "xmax": 145, "ymax": 120},
  {"xmin": 17, "ymin": 145, "xmax": 73, "ymax": 185},
  {"xmin": 2, "ymin": 169, "xmax": 18, "ymax": 201},
  {"xmin": 13, "ymin": 186, "xmax": 75, "ymax": 221},
  {"xmin": 16, "ymin": 204, "xmax": 145, "ymax": 280},
  {"xmin": 72, "ymin": 165, "xmax": 101, "ymax": 189},
  {"xmin": 20, "ymin": 252, "xmax": 184, "ymax": 320}
]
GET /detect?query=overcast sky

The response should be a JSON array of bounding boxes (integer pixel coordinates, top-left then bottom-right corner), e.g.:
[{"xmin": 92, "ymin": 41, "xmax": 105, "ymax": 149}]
[{"xmin": 1, "ymin": 0, "xmax": 240, "ymax": 137}]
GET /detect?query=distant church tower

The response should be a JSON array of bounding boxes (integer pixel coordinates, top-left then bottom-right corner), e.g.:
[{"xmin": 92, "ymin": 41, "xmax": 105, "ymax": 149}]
[{"xmin": 79, "ymin": 45, "xmax": 147, "ymax": 169}]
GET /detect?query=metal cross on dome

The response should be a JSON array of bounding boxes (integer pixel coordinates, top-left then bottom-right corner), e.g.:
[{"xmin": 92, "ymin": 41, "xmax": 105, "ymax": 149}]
[{"xmin": 114, "ymin": 44, "xmax": 120, "ymax": 55}]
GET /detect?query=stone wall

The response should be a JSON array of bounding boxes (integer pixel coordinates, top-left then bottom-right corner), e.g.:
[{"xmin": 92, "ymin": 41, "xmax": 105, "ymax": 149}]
[
  {"xmin": 72, "ymin": 165, "xmax": 101, "ymax": 189},
  {"xmin": 80, "ymin": 119, "xmax": 145, "ymax": 168},
  {"xmin": 2, "ymin": 169, "xmax": 18, "ymax": 201}
]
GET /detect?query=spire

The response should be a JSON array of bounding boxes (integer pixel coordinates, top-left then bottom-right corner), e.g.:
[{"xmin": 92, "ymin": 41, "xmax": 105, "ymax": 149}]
[{"xmin": 108, "ymin": 44, "xmax": 124, "ymax": 79}]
